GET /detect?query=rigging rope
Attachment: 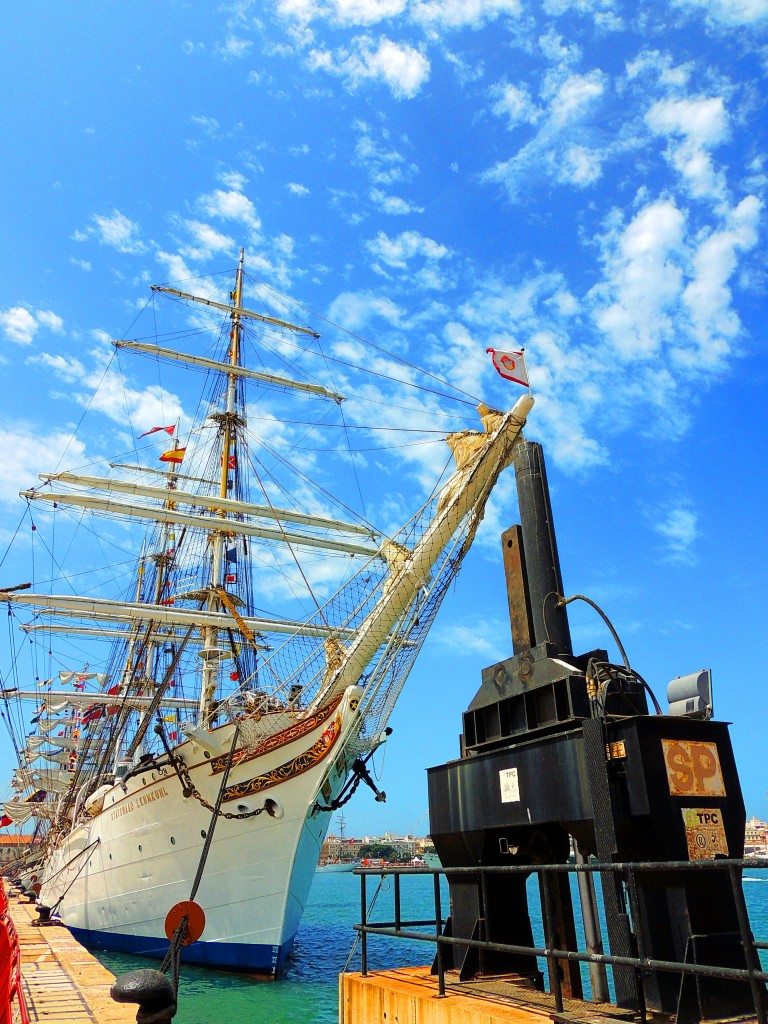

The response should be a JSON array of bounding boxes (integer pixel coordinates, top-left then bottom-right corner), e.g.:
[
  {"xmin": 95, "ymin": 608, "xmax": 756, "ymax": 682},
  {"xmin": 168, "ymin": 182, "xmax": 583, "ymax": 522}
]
[
  {"xmin": 157, "ymin": 718, "xmax": 245, "ymax": 999},
  {"xmin": 246, "ymin": 278, "xmax": 482, "ymax": 406}
]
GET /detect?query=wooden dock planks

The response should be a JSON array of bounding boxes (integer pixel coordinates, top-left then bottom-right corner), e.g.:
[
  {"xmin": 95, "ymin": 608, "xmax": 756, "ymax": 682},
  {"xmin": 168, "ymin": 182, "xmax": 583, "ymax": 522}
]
[{"xmin": 5, "ymin": 893, "xmax": 134, "ymax": 1024}]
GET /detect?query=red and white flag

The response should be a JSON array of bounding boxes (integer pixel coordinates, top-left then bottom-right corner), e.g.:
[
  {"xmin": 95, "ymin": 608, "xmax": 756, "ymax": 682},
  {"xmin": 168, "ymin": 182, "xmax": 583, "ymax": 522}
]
[
  {"xmin": 486, "ymin": 348, "xmax": 529, "ymax": 388},
  {"xmin": 138, "ymin": 424, "xmax": 175, "ymax": 439}
]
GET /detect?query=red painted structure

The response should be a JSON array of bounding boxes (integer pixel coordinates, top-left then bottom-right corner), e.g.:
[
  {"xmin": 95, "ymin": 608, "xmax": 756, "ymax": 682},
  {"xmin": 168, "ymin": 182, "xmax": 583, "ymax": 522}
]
[{"xmin": 0, "ymin": 879, "xmax": 29, "ymax": 1024}]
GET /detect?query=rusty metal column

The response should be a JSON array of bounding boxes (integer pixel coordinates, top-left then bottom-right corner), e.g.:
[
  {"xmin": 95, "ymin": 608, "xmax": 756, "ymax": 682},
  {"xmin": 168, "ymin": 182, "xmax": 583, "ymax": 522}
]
[{"xmin": 513, "ymin": 441, "xmax": 572, "ymax": 655}]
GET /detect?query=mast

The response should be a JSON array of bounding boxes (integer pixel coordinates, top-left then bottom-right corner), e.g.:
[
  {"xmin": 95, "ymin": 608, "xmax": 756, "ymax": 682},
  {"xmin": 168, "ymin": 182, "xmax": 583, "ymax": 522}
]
[{"xmin": 199, "ymin": 249, "xmax": 244, "ymax": 726}]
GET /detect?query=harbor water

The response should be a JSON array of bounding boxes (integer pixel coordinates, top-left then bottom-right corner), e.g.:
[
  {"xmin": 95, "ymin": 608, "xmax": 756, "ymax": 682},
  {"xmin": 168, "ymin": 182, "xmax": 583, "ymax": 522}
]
[{"xmin": 96, "ymin": 869, "xmax": 768, "ymax": 1024}]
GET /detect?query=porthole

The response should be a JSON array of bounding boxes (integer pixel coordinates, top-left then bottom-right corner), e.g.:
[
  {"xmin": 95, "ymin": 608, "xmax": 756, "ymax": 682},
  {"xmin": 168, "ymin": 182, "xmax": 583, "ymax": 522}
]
[
  {"xmin": 200, "ymin": 830, "xmax": 207, "ymax": 839},
  {"xmin": 204, "ymin": 751, "xmax": 211, "ymax": 759},
  {"xmin": 170, "ymin": 836, "xmax": 176, "ymax": 845},
  {"xmin": 138, "ymin": 845, "xmax": 142, "ymax": 853},
  {"xmin": 142, "ymin": 777, "xmax": 146, "ymax": 785}
]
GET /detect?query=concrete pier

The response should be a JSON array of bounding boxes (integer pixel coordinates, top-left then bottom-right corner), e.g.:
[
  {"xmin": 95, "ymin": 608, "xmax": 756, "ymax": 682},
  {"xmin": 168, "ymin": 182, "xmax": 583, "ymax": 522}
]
[
  {"xmin": 4, "ymin": 888, "xmax": 134, "ymax": 1023},
  {"xmin": 339, "ymin": 966, "xmax": 646, "ymax": 1024}
]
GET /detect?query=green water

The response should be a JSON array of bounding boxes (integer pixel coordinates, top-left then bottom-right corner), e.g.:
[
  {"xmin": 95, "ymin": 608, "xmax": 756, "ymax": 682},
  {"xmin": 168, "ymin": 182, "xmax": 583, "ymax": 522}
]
[{"xmin": 96, "ymin": 871, "xmax": 768, "ymax": 1024}]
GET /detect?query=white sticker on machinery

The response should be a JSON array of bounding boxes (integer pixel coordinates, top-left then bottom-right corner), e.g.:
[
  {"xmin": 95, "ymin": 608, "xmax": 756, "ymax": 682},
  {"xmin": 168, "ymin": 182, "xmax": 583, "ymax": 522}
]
[
  {"xmin": 499, "ymin": 767, "xmax": 520, "ymax": 803},
  {"xmin": 681, "ymin": 807, "xmax": 729, "ymax": 861}
]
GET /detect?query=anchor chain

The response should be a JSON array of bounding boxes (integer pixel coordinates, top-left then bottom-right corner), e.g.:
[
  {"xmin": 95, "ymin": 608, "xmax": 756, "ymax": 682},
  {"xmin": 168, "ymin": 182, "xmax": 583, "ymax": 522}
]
[
  {"xmin": 313, "ymin": 749, "xmax": 388, "ymax": 812},
  {"xmin": 156, "ymin": 722, "xmax": 265, "ymax": 821},
  {"xmin": 313, "ymin": 769, "xmax": 364, "ymax": 812}
]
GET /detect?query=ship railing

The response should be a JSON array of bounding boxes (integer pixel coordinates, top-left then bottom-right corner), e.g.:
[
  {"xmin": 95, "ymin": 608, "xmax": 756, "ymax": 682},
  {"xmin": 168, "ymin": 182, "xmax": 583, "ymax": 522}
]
[{"xmin": 353, "ymin": 858, "xmax": 768, "ymax": 1024}]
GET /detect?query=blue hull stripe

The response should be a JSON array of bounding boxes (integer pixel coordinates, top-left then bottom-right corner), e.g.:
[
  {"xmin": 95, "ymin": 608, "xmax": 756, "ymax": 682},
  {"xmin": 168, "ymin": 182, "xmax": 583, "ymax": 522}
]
[{"xmin": 68, "ymin": 926, "xmax": 295, "ymax": 974}]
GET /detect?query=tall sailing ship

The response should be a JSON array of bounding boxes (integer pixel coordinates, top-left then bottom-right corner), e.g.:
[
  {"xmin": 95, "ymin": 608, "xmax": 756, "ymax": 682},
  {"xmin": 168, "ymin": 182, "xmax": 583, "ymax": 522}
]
[{"xmin": 0, "ymin": 252, "xmax": 533, "ymax": 973}]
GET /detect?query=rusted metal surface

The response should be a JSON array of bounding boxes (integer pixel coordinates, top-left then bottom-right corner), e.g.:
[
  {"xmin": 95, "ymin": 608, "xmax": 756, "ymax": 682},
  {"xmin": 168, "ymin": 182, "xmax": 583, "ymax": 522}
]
[{"xmin": 501, "ymin": 525, "xmax": 534, "ymax": 655}]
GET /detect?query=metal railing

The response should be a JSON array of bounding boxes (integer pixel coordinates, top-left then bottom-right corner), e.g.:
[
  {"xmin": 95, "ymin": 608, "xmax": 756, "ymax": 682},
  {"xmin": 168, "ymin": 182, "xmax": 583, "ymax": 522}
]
[{"xmin": 354, "ymin": 858, "xmax": 768, "ymax": 1024}]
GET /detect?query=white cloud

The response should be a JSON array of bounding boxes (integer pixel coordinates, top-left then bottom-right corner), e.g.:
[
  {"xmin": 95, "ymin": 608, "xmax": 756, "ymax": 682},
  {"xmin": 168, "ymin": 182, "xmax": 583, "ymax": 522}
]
[
  {"xmin": 542, "ymin": 0, "xmax": 622, "ymax": 26},
  {"xmin": 217, "ymin": 36, "xmax": 253, "ymax": 59},
  {"xmin": 0, "ymin": 306, "xmax": 64, "ymax": 346},
  {"xmin": 548, "ymin": 70, "xmax": 606, "ymax": 125},
  {"xmin": 199, "ymin": 189, "xmax": 261, "ymax": 230},
  {"xmin": 681, "ymin": 195, "xmax": 762, "ymax": 367},
  {"xmin": 491, "ymin": 82, "xmax": 538, "ymax": 128},
  {"xmin": 431, "ymin": 615, "xmax": 511, "ymax": 658},
  {"xmin": 591, "ymin": 199, "xmax": 686, "ymax": 359},
  {"xmin": 411, "ymin": 0, "xmax": 523, "ymax": 28},
  {"xmin": 218, "ymin": 170, "xmax": 248, "ymax": 190},
  {"xmin": 485, "ymin": 69, "xmax": 607, "ymax": 199},
  {"xmin": 672, "ymin": 0, "xmax": 768, "ymax": 26},
  {"xmin": 327, "ymin": 290, "xmax": 406, "ymax": 329},
  {"xmin": 79, "ymin": 210, "xmax": 146, "ymax": 254},
  {"xmin": 179, "ymin": 221, "xmax": 235, "ymax": 261},
  {"xmin": 32, "ymin": 345, "xmax": 187, "ymax": 435},
  {"xmin": 355, "ymin": 122, "xmax": 416, "ymax": 186},
  {"xmin": 155, "ymin": 250, "xmax": 196, "ymax": 284},
  {"xmin": 276, "ymin": 0, "xmax": 406, "ymax": 24},
  {"xmin": 308, "ymin": 36, "xmax": 430, "ymax": 99},
  {"xmin": 646, "ymin": 95, "xmax": 729, "ymax": 199},
  {"xmin": 0, "ymin": 425, "xmax": 88, "ymax": 504},
  {"xmin": 276, "ymin": 0, "xmax": 521, "ymax": 27},
  {"xmin": 625, "ymin": 50, "xmax": 693, "ymax": 90},
  {"xmin": 30, "ymin": 352, "xmax": 87, "ymax": 383},
  {"xmin": 590, "ymin": 193, "xmax": 762, "ymax": 373},
  {"xmin": 558, "ymin": 144, "xmax": 602, "ymax": 185},
  {"xmin": 370, "ymin": 188, "xmax": 423, "ymax": 214},
  {"xmin": 652, "ymin": 503, "xmax": 699, "ymax": 564},
  {"xmin": 331, "ymin": 0, "xmax": 408, "ymax": 24},
  {"xmin": 287, "ymin": 182, "xmax": 311, "ymax": 195},
  {"xmin": 366, "ymin": 230, "xmax": 450, "ymax": 268},
  {"xmin": 190, "ymin": 115, "xmax": 221, "ymax": 137}
]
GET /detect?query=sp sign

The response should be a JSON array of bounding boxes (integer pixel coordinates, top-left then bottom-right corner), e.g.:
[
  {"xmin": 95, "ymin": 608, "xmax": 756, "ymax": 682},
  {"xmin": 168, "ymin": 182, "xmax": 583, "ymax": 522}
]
[{"xmin": 662, "ymin": 739, "xmax": 726, "ymax": 797}]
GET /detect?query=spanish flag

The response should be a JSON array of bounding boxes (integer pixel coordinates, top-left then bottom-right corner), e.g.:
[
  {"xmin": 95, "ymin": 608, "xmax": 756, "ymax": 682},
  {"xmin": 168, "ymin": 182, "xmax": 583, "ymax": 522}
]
[{"xmin": 159, "ymin": 447, "xmax": 187, "ymax": 464}]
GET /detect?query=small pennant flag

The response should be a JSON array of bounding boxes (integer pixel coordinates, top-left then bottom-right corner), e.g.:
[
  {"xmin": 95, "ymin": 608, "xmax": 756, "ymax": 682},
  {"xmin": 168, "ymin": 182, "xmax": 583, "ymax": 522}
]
[
  {"xmin": 138, "ymin": 424, "xmax": 176, "ymax": 439},
  {"xmin": 0, "ymin": 814, "xmax": 13, "ymax": 828},
  {"xmin": 159, "ymin": 447, "xmax": 187, "ymax": 465},
  {"xmin": 221, "ymin": 454, "xmax": 236, "ymax": 470},
  {"xmin": 486, "ymin": 348, "xmax": 529, "ymax": 388}
]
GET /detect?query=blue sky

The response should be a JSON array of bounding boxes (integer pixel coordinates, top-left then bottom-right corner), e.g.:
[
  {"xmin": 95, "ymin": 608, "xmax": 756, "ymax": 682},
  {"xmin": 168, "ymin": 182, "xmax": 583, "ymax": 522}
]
[{"xmin": 0, "ymin": 0, "xmax": 766, "ymax": 839}]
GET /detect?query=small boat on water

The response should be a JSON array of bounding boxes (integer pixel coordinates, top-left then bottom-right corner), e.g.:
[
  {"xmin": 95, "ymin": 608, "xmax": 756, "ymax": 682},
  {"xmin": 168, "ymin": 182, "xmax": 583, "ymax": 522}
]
[
  {"xmin": 315, "ymin": 859, "xmax": 359, "ymax": 873},
  {"xmin": 0, "ymin": 250, "xmax": 533, "ymax": 973}
]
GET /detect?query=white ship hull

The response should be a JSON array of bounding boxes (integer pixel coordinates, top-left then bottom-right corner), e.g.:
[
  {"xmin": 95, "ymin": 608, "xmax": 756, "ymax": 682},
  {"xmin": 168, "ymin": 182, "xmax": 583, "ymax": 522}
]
[{"xmin": 38, "ymin": 687, "xmax": 361, "ymax": 973}]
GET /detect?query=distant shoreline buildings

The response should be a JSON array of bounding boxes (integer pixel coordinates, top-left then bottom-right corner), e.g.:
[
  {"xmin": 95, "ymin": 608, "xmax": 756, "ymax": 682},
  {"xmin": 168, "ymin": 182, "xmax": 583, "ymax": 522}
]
[
  {"xmin": 745, "ymin": 816, "xmax": 768, "ymax": 857},
  {"xmin": 320, "ymin": 830, "xmax": 435, "ymax": 863},
  {"xmin": 321, "ymin": 819, "xmax": 768, "ymax": 864}
]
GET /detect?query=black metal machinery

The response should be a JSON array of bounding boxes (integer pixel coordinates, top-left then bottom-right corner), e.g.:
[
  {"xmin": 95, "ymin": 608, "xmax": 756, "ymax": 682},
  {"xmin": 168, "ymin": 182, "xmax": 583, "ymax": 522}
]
[{"xmin": 427, "ymin": 440, "xmax": 760, "ymax": 1023}]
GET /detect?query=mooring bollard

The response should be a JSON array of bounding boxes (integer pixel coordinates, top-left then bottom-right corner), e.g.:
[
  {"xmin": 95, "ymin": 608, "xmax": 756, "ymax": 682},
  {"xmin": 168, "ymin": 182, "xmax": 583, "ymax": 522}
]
[
  {"xmin": 32, "ymin": 905, "xmax": 51, "ymax": 926},
  {"xmin": 110, "ymin": 969, "xmax": 177, "ymax": 1024}
]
